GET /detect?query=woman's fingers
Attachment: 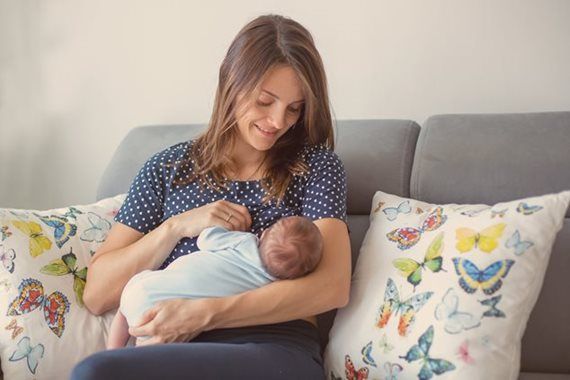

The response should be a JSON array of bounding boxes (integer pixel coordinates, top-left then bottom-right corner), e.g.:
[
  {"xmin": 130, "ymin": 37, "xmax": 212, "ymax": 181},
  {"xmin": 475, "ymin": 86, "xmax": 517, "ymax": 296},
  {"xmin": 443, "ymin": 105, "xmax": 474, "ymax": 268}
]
[
  {"xmin": 128, "ymin": 321, "xmax": 152, "ymax": 337},
  {"xmin": 210, "ymin": 212, "xmax": 236, "ymax": 231},
  {"xmin": 216, "ymin": 200, "xmax": 251, "ymax": 230},
  {"xmin": 129, "ymin": 307, "xmax": 157, "ymax": 337},
  {"xmin": 135, "ymin": 336, "xmax": 160, "ymax": 346}
]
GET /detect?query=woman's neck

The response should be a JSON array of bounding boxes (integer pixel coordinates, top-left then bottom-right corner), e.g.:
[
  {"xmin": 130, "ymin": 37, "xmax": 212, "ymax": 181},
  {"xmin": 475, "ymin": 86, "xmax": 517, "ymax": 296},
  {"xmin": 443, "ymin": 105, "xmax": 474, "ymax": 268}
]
[{"xmin": 228, "ymin": 140, "xmax": 267, "ymax": 180}]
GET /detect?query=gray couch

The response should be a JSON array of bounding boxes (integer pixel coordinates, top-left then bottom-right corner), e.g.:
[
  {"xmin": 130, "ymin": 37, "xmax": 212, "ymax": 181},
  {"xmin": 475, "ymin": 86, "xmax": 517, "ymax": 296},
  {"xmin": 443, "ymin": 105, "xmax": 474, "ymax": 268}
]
[
  {"xmin": 3, "ymin": 111, "xmax": 566, "ymax": 379},
  {"xmin": 96, "ymin": 111, "xmax": 569, "ymax": 379}
]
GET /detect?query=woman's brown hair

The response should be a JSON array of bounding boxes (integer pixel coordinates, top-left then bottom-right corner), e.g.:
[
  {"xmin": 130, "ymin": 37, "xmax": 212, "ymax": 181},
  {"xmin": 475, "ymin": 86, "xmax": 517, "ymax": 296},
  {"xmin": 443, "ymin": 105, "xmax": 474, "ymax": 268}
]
[{"xmin": 173, "ymin": 14, "xmax": 334, "ymax": 204}]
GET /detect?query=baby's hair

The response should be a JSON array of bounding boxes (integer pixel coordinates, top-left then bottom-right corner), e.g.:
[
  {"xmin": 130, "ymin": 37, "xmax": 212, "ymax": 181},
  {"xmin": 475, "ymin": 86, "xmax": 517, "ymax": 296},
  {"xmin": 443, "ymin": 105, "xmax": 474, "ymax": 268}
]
[{"xmin": 259, "ymin": 216, "xmax": 323, "ymax": 279}]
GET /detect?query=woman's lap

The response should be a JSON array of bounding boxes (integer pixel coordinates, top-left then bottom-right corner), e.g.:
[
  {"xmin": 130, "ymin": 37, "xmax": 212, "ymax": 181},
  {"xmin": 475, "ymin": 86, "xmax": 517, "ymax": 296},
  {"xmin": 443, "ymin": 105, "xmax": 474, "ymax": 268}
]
[
  {"xmin": 70, "ymin": 320, "xmax": 325, "ymax": 380},
  {"xmin": 70, "ymin": 341, "xmax": 324, "ymax": 380}
]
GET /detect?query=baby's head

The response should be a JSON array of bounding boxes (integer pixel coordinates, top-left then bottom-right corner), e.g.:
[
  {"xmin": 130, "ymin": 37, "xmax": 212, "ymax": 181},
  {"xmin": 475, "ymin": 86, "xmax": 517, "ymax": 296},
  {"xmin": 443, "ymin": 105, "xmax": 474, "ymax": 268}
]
[{"xmin": 259, "ymin": 216, "xmax": 323, "ymax": 280}]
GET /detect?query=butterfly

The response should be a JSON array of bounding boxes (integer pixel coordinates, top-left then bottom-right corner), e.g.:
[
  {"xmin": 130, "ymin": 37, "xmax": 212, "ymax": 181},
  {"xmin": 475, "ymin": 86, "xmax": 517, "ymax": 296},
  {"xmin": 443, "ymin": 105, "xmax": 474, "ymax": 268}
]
[
  {"xmin": 36, "ymin": 214, "xmax": 77, "ymax": 249},
  {"xmin": 393, "ymin": 232, "xmax": 445, "ymax": 290},
  {"xmin": 80, "ymin": 212, "xmax": 112, "ymax": 242},
  {"xmin": 416, "ymin": 207, "xmax": 426, "ymax": 214},
  {"xmin": 11, "ymin": 220, "xmax": 52, "ymax": 257},
  {"xmin": 377, "ymin": 278, "xmax": 433, "ymax": 337},
  {"xmin": 383, "ymin": 362, "xmax": 403, "ymax": 380},
  {"xmin": 452, "ymin": 258, "xmax": 515, "ymax": 295},
  {"xmin": 434, "ymin": 288, "xmax": 481, "ymax": 334},
  {"xmin": 5, "ymin": 318, "xmax": 24, "ymax": 339},
  {"xmin": 40, "ymin": 248, "xmax": 88, "ymax": 307},
  {"xmin": 8, "ymin": 336, "xmax": 44, "ymax": 374},
  {"xmin": 62, "ymin": 207, "xmax": 83, "ymax": 220},
  {"xmin": 378, "ymin": 333, "xmax": 394, "ymax": 354},
  {"xmin": 387, "ymin": 207, "xmax": 447, "ymax": 250},
  {"xmin": 399, "ymin": 325, "xmax": 455, "ymax": 380},
  {"xmin": 1, "ymin": 225, "xmax": 12, "ymax": 240},
  {"xmin": 460, "ymin": 207, "xmax": 490, "ymax": 217},
  {"xmin": 479, "ymin": 295, "xmax": 506, "ymax": 318},
  {"xmin": 361, "ymin": 341, "xmax": 377, "ymax": 367},
  {"xmin": 455, "ymin": 223, "xmax": 506, "ymax": 254},
  {"xmin": 345, "ymin": 354, "xmax": 369, "ymax": 380},
  {"xmin": 374, "ymin": 201, "xmax": 386, "ymax": 213},
  {"xmin": 1, "ymin": 244, "xmax": 16, "ymax": 273},
  {"xmin": 480, "ymin": 335, "xmax": 492, "ymax": 348},
  {"xmin": 383, "ymin": 201, "xmax": 412, "ymax": 221},
  {"xmin": 0, "ymin": 279, "xmax": 11, "ymax": 292},
  {"xmin": 7, "ymin": 278, "xmax": 70, "ymax": 337},
  {"xmin": 505, "ymin": 230, "xmax": 534, "ymax": 256},
  {"xmin": 491, "ymin": 209, "xmax": 507, "ymax": 218},
  {"xmin": 456, "ymin": 340, "xmax": 475, "ymax": 365},
  {"xmin": 516, "ymin": 202, "xmax": 543, "ymax": 215}
]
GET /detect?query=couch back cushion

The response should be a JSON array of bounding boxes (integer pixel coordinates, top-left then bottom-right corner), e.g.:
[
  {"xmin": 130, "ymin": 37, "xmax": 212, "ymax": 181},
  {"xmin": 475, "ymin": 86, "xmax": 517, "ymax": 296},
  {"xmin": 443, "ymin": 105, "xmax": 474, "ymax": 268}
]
[
  {"xmin": 410, "ymin": 111, "xmax": 570, "ymax": 373},
  {"xmin": 97, "ymin": 119, "xmax": 421, "ymax": 347}
]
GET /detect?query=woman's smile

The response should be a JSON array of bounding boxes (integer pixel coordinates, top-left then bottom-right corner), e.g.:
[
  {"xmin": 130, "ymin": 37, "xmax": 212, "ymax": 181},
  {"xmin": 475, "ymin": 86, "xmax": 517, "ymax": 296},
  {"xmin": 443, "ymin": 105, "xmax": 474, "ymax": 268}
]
[{"xmin": 254, "ymin": 123, "xmax": 279, "ymax": 138}]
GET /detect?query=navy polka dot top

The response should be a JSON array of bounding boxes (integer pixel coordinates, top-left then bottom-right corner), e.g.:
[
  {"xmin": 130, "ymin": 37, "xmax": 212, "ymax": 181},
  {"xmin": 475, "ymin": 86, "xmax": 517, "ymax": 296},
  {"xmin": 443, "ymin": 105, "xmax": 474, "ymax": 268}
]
[{"xmin": 115, "ymin": 140, "xmax": 347, "ymax": 270}]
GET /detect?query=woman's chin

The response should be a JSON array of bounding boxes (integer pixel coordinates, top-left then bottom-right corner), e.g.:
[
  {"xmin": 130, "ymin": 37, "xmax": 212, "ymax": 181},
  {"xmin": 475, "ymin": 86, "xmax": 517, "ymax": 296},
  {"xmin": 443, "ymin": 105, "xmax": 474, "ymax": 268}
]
[
  {"xmin": 249, "ymin": 135, "xmax": 278, "ymax": 151},
  {"xmin": 251, "ymin": 141, "xmax": 274, "ymax": 152}
]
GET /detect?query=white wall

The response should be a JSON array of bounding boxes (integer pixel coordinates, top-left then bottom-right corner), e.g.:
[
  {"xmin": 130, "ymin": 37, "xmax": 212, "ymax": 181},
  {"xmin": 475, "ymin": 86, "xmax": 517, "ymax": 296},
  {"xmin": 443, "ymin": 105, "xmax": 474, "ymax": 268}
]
[{"xmin": 1, "ymin": 0, "xmax": 569, "ymax": 209}]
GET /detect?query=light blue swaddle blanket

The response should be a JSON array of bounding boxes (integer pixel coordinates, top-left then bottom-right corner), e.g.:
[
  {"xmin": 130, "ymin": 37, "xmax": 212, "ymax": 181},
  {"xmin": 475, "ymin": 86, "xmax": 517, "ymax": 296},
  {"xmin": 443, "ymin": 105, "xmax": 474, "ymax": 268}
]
[{"xmin": 120, "ymin": 226, "xmax": 276, "ymax": 329}]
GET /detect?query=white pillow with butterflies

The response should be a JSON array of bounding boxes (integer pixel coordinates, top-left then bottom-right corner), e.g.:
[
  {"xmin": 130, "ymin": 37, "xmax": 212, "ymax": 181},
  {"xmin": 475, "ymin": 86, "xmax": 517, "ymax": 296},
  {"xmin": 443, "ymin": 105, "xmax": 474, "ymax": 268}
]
[
  {"xmin": 324, "ymin": 190, "xmax": 570, "ymax": 380},
  {"xmin": 0, "ymin": 194, "xmax": 125, "ymax": 380}
]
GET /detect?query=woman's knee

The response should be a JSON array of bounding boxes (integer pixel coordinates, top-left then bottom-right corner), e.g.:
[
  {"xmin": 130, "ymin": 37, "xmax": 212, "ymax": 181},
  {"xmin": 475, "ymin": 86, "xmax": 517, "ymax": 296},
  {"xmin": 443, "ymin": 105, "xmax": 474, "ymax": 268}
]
[{"xmin": 70, "ymin": 351, "xmax": 128, "ymax": 380}]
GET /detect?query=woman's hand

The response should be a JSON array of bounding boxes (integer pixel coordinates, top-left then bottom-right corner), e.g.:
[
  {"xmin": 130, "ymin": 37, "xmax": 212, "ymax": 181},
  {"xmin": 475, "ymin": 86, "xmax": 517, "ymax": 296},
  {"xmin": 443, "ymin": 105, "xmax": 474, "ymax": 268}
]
[
  {"xmin": 169, "ymin": 200, "xmax": 252, "ymax": 239},
  {"xmin": 129, "ymin": 298, "xmax": 220, "ymax": 346}
]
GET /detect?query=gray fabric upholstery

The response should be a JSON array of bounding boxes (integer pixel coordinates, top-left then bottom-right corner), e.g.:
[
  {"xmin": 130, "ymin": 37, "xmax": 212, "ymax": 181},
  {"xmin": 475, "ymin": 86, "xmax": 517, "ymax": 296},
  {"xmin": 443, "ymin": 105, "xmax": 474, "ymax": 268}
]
[
  {"xmin": 519, "ymin": 374, "xmax": 570, "ymax": 380},
  {"xmin": 411, "ymin": 112, "xmax": 570, "ymax": 374},
  {"xmin": 521, "ymin": 220, "xmax": 570, "ymax": 373},
  {"xmin": 410, "ymin": 111, "xmax": 570, "ymax": 217},
  {"xmin": 97, "ymin": 124, "xmax": 206, "ymax": 201},
  {"xmin": 335, "ymin": 119, "xmax": 420, "ymax": 213},
  {"xmin": 87, "ymin": 113, "xmax": 569, "ymax": 378}
]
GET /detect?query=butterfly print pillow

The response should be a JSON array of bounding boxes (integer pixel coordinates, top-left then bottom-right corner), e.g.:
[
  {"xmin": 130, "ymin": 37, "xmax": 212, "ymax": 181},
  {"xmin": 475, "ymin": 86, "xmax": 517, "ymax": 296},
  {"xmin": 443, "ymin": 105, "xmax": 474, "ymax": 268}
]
[
  {"xmin": 324, "ymin": 190, "xmax": 570, "ymax": 380},
  {"xmin": 0, "ymin": 194, "xmax": 125, "ymax": 379}
]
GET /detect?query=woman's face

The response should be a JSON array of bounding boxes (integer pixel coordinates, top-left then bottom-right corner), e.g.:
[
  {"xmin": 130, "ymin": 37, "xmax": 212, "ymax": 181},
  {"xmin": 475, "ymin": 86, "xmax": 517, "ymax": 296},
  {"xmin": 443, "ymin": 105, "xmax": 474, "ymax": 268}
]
[{"xmin": 234, "ymin": 65, "xmax": 305, "ymax": 154}]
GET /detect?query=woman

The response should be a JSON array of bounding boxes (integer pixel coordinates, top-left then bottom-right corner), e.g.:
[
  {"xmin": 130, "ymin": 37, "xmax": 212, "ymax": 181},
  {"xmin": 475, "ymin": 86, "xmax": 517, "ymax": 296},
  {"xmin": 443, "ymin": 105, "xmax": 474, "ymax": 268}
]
[{"xmin": 72, "ymin": 14, "xmax": 351, "ymax": 379}]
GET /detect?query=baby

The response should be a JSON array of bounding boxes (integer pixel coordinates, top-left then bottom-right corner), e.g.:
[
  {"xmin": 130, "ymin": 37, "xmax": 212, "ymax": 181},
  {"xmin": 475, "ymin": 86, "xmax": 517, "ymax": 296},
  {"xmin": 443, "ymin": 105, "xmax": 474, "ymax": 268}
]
[{"xmin": 107, "ymin": 215, "xmax": 323, "ymax": 349}]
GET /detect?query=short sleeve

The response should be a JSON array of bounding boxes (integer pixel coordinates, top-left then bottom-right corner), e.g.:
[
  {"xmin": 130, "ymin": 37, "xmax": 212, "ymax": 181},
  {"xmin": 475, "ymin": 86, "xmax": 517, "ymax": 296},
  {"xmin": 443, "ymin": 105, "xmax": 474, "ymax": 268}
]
[
  {"xmin": 114, "ymin": 144, "xmax": 182, "ymax": 234},
  {"xmin": 300, "ymin": 147, "xmax": 348, "ymax": 223}
]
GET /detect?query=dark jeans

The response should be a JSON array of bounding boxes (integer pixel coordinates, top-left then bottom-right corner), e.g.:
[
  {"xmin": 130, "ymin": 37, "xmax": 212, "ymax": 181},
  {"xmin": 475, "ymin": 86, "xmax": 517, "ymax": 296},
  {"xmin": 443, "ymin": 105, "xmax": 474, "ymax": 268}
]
[{"xmin": 70, "ymin": 320, "xmax": 325, "ymax": 380}]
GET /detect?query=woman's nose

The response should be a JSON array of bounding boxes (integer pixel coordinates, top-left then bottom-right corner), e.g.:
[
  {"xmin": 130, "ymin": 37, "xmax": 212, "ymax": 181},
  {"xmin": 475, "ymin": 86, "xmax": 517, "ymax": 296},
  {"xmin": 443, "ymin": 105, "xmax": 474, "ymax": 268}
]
[{"xmin": 267, "ymin": 107, "xmax": 287, "ymax": 130}]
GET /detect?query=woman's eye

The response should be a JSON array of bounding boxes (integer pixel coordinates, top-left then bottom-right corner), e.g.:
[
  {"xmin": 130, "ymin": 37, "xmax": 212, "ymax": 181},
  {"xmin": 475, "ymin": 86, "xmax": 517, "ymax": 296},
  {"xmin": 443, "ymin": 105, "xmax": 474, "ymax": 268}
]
[
  {"xmin": 288, "ymin": 108, "xmax": 301, "ymax": 113},
  {"xmin": 256, "ymin": 100, "xmax": 272, "ymax": 107}
]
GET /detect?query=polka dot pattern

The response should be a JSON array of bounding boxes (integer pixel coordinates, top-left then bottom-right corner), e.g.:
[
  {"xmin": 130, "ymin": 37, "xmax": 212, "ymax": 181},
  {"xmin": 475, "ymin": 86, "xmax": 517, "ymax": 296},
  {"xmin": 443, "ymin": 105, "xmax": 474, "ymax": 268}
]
[{"xmin": 115, "ymin": 140, "xmax": 347, "ymax": 269}]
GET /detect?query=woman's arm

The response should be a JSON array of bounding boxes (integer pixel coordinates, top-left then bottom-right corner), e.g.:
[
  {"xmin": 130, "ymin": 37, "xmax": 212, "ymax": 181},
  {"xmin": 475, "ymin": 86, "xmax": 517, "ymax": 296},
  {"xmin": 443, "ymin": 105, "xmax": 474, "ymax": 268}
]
[
  {"xmin": 128, "ymin": 217, "xmax": 351, "ymax": 344},
  {"xmin": 209, "ymin": 217, "xmax": 351, "ymax": 327},
  {"xmin": 83, "ymin": 220, "xmax": 181, "ymax": 315},
  {"xmin": 84, "ymin": 200, "xmax": 252, "ymax": 315}
]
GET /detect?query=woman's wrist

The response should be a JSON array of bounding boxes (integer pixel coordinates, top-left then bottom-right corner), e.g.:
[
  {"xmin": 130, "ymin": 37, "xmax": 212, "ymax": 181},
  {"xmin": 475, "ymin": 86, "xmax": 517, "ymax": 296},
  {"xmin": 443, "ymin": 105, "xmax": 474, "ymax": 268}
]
[
  {"xmin": 200, "ymin": 296, "xmax": 234, "ymax": 331},
  {"xmin": 164, "ymin": 214, "xmax": 186, "ymax": 241}
]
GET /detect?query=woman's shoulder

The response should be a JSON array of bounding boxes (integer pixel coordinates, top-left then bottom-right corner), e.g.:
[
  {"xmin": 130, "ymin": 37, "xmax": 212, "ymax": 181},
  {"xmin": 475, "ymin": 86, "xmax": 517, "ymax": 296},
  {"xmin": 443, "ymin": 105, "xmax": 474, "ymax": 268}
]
[
  {"xmin": 299, "ymin": 143, "xmax": 344, "ymax": 171},
  {"xmin": 143, "ymin": 140, "xmax": 195, "ymax": 169}
]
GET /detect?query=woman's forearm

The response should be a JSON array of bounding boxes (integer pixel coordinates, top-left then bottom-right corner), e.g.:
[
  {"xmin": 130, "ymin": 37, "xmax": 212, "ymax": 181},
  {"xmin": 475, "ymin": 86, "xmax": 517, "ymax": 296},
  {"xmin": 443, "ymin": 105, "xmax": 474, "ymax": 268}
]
[
  {"xmin": 206, "ymin": 218, "xmax": 352, "ymax": 329},
  {"xmin": 83, "ymin": 219, "xmax": 182, "ymax": 315},
  {"xmin": 208, "ymin": 271, "xmax": 349, "ymax": 330}
]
